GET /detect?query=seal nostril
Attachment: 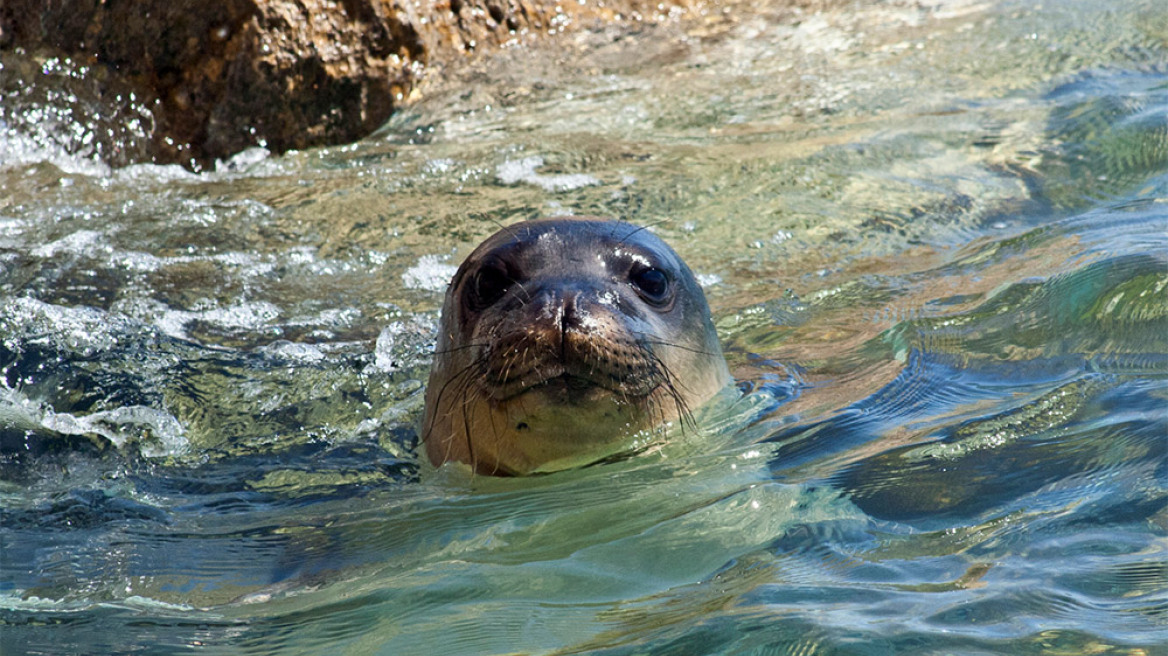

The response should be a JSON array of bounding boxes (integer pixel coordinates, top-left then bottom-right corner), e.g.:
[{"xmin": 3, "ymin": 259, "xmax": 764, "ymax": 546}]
[{"xmin": 516, "ymin": 422, "xmax": 529, "ymax": 431}]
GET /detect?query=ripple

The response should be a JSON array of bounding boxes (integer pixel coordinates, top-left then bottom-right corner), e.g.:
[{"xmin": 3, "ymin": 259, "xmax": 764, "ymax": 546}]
[
  {"xmin": 832, "ymin": 373, "xmax": 1167, "ymax": 523},
  {"xmin": 1036, "ymin": 68, "xmax": 1168, "ymax": 209},
  {"xmin": 1, "ymin": 0, "xmax": 1166, "ymax": 653}
]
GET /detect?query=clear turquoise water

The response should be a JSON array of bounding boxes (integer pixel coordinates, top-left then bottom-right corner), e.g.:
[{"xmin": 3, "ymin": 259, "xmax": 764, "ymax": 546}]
[{"xmin": 2, "ymin": 0, "xmax": 1166, "ymax": 654}]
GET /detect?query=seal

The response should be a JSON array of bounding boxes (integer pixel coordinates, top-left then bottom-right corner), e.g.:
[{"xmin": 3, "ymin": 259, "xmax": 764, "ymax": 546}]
[{"xmin": 422, "ymin": 217, "xmax": 730, "ymax": 475}]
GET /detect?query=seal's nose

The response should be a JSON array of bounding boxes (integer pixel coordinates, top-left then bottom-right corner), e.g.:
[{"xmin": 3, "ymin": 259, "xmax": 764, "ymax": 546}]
[
  {"xmin": 527, "ymin": 281, "xmax": 590, "ymax": 330},
  {"xmin": 517, "ymin": 280, "xmax": 617, "ymax": 368},
  {"xmin": 560, "ymin": 288, "xmax": 579, "ymax": 334},
  {"xmin": 555, "ymin": 290, "xmax": 573, "ymax": 361},
  {"xmin": 525, "ymin": 283, "xmax": 596, "ymax": 359}
]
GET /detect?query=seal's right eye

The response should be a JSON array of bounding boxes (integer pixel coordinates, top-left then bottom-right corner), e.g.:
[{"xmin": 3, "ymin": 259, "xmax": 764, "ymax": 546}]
[
  {"xmin": 468, "ymin": 262, "xmax": 512, "ymax": 310},
  {"xmin": 629, "ymin": 265, "xmax": 672, "ymax": 306}
]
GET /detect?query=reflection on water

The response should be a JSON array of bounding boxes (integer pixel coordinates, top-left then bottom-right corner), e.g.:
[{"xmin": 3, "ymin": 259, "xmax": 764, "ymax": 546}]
[{"xmin": 2, "ymin": 0, "xmax": 1166, "ymax": 653}]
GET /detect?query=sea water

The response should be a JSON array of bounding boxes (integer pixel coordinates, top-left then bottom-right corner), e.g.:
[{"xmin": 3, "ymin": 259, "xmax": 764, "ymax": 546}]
[{"xmin": 1, "ymin": 0, "xmax": 1165, "ymax": 653}]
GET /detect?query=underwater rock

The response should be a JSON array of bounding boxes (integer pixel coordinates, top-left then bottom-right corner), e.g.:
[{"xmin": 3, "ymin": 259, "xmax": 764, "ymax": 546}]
[{"xmin": 0, "ymin": 0, "xmax": 699, "ymax": 168}]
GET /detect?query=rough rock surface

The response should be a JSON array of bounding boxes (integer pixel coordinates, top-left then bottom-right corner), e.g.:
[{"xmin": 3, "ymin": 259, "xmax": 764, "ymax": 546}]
[{"xmin": 0, "ymin": 0, "xmax": 701, "ymax": 168}]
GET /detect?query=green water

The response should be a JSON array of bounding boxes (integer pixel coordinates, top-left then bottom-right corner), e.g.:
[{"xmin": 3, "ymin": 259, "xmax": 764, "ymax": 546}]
[{"xmin": 1, "ymin": 0, "xmax": 1165, "ymax": 653}]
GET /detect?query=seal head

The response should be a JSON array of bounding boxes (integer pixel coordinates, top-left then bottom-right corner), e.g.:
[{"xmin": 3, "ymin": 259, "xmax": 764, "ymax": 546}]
[{"xmin": 422, "ymin": 217, "xmax": 730, "ymax": 475}]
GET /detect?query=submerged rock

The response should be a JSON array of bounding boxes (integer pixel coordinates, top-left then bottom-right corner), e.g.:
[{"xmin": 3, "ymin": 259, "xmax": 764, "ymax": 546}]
[{"xmin": 0, "ymin": 0, "xmax": 700, "ymax": 168}]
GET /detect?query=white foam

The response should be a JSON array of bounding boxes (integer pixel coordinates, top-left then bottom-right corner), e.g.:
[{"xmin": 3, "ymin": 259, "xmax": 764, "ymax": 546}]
[
  {"xmin": 51, "ymin": 406, "xmax": 186, "ymax": 457},
  {"xmin": 0, "ymin": 590, "xmax": 197, "ymax": 614},
  {"xmin": 285, "ymin": 307, "xmax": 361, "ymax": 331},
  {"xmin": 371, "ymin": 323, "xmax": 404, "ymax": 373},
  {"xmin": 402, "ymin": 254, "xmax": 457, "ymax": 292},
  {"xmin": 114, "ymin": 162, "xmax": 199, "ymax": 185},
  {"xmin": 696, "ymin": 273, "xmax": 723, "ymax": 288},
  {"xmin": 260, "ymin": 340, "xmax": 327, "ymax": 363},
  {"xmin": 109, "ymin": 250, "xmax": 168, "ymax": 272},
  {"xmin": 368, "ymin": 317, "xmax": 439, "ymax": 375},
  {"xmin": 424, "ymin": 158, "xmax": 456, "ymax": 174},
  {"xmin": 0, "ymin": 384, "xmax": 187, "ymax": 458},
  {"xmin": 771, "ymin": 230, "xmax": 793, "ymax": 244},
  {"xmin": 0, "ymin": 127, "xmax": 112, "ymax": 177},
  {"xmin": 214, "ymin": 146, "xmax": 271, "ymax": 173},
  {"xmin": 200, "ymin": 301, "xmax": 281, "ymax": 330},
  {"xmin": 113, "ymin": 297, "xmax": 282, "ymax": 340},
  {"xmin": 0, "ymin": 297, "xmax": 126, "ymax": 356},
  {"xmin": 0, "ymin": 301, "xmax": 187, "ymax": 458},
  {"xmin": 496, "ymin": 155, "xmax": 600, "ymax": 192},
  {"xmin": 496, "ymin": 155, "xmax": 543, "ymax": 184},
  {"xmin": 30, "ymin": 229, "xmax": 108, "ymax": 258}
]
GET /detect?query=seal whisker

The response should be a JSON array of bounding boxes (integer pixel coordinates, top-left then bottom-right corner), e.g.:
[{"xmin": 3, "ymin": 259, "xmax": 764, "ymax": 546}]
[
  {"xmin": 421, "ymin": 358, "xmax": 480, "ymax": 446},
  {"xmin": 485, "ymin": 217, "xmax": 512, "ymax": 236},
  {"xmin": 647, "ymin": 349, "xmax": 697, "ymax": 433},
  {"xmin": 499, "ymin": 220, "xmax": 528, "ymax": 247},
  {"xmin": 509, "ymin": 276, "xmax": 533, "ymax": 305},
  {"xmin": 457, "ymin": 361, "xmax": 482, "ymax": 474},
  {"xmin": 615, "ymin": 219, "xmax": 669, "ymax": 246},
  {"xmin": 631, "ymin": 333, "xmax": 725, "ymax": 357},
  {"xmin": 422, "ymin": 356, "xmax": 485, "ymax": 474},
  {"xmin": 432, "ymin": 341, "xmax": 491, "ymax": 356},
  {"xmin": 496, "ymin": 346, "xmax": 521, "ymax": 386}
]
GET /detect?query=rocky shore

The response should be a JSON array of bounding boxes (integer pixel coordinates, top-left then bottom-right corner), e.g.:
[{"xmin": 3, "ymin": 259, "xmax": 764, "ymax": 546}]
[{"xmin": 1, "ymin": 0, "xmax": 706, "ymax": 168}]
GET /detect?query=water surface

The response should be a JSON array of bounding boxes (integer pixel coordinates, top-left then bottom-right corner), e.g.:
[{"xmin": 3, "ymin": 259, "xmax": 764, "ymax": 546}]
[{"xmin": 2, "ymin": 0, "xmax": 1166, "ymax": 653}]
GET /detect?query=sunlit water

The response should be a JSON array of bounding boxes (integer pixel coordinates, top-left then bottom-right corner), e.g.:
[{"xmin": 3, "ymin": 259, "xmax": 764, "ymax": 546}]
[{"xmin": 2, "ymin": 0, "xmax": 1166, "ymax": 653}]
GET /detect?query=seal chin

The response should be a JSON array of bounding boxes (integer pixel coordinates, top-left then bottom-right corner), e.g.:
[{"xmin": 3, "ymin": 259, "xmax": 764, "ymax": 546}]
[{"xmin": 480, "ymin": 383, "xmax": 664, "ymax": 475}]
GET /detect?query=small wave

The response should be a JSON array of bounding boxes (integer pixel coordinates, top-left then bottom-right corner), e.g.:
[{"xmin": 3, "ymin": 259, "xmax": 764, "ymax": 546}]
[
  {"xmin": 0, "ymin": 297, "xmax": 128, "ymax": 357},
  {"xmin": 0, "ymin": 126, "xmax": 112, "ymax": 177},
  {"xmin": 0, "ymin": 590, "xmax": 198, "ymax": 615},
  {"xmin": 369, "ymin": 318, "xmax": 439, "ymax": 374},
  {"xmin": 0, "ymin": 384, "xmax": 187, "ymax": 458}
]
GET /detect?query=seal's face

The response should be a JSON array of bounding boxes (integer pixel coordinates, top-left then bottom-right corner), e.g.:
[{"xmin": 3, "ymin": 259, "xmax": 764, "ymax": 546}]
[{"xmin": 423, "ymin": 217, "xmax": 730, "ymax": 475}]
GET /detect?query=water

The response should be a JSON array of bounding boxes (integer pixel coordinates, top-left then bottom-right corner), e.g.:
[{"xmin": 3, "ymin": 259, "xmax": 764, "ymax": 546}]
[{"xmin": 2, "ymin": 0, "xmax": 1166, "ymax": 653}]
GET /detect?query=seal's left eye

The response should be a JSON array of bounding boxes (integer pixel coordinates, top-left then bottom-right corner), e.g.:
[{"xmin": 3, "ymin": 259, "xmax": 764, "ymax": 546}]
[
  {"xmin": 469, "ymin": 264, "xmax": 511, "ymax": 310},
  {"xmin": 630, "ymin": 266, "xmax": 670, "ymax": 304}
]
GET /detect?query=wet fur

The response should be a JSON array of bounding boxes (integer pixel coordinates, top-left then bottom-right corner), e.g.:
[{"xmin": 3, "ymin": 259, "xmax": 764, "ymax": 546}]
[{"xmin": 421, "ymin": 217, "xmax": 729, "ymax": 475}]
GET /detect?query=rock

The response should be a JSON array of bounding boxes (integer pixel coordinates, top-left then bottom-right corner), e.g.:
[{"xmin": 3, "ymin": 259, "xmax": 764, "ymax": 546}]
[{"xmin": 0, "ymin": 0, "xmax": 700, "ymax": 168}]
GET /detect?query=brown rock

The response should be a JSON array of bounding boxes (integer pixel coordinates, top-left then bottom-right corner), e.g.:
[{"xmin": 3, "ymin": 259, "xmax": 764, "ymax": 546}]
[{"xmin": 0, "ymin": 0, "xmax": 701, "ymax": 168}]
